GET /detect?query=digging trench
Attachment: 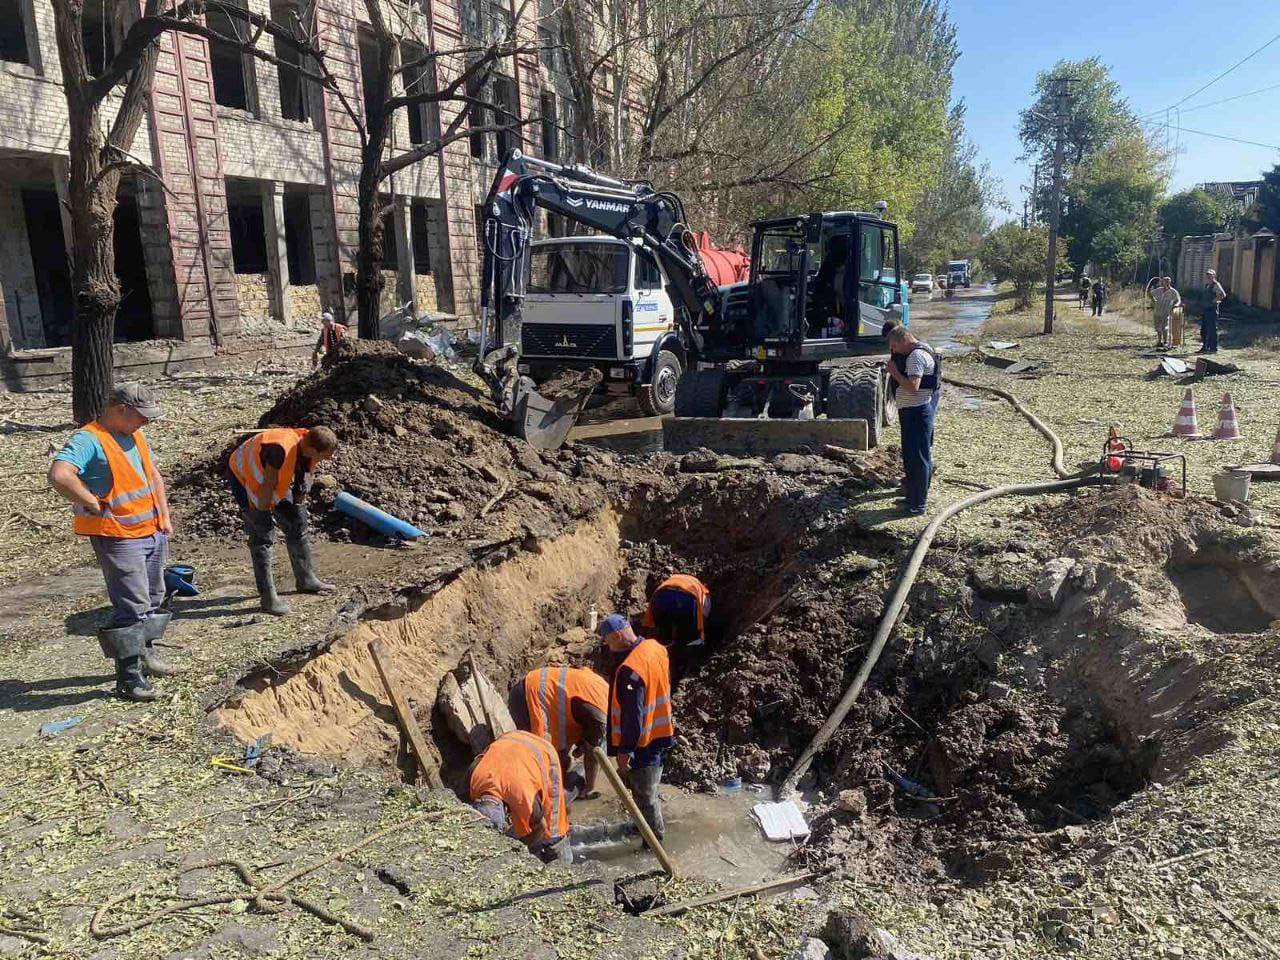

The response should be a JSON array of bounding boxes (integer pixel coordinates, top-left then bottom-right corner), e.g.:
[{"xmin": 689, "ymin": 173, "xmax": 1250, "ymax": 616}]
[{"xmin": 215, "ymin": 479, "xmax": 1260, "ymax": 889}]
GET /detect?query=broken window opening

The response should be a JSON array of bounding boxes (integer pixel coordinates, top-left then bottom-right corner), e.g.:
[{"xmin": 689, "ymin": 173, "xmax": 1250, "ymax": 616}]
[
  {"xmin": 402, "ymin": 42, "xmax": 439, "ymax": 147},
  {"xmin": 271, "ymin": 1, "xmax": 316, "ymax": 125},
  {"xmin": 410, "ymin": 200, "xmax": 432, "ymax": 275},
  {"xmin": 467, "ymin": 71, "xmax": 488, "ymax": 160},
  {"xmin": 379, "ymin": 197, "xmax": 400, "ymax": 271},
  {"xmin": 539, "ymin": 91, "xmax": 558, "ymax": 160},
  {"xmin": 19, "ymin": 189, "xmax": 73, "ymax": 348},
  {"xmin": 0, "ymin": 0, "xmax": 35, "ymax": 65},
  {"xmin": 207, "ymin": 2, "xmax": 257, "ymax": 113},
  {"xmin": 81, "ymin": 0, "xmax": 119, "ymax": 79},
  {"xmin": 359, "ymin": 32, "xmax": 384, "ymax": 129},
  {"xmin": 283, "ymin": 189, "xmax": 317, "ymax": 286},
  {"xmin": 493, "ymin": 75, "xmax": 519, "ymax": 159},
  {"xmin": 227, "ymin": 186, "xmax": 269, "ymax": 275},
  {"xmin": 111, "ymin": 184, "xmax": 154, "ymax": 342}
]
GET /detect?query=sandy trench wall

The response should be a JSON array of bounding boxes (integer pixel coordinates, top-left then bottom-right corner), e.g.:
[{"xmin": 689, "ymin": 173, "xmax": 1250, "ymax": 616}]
[{"xmin": 217, "ymin": 510, "xmax": 624, "ymax": 771}]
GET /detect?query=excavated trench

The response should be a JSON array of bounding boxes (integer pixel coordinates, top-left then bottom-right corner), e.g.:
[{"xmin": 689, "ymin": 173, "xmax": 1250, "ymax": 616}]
[{"xmin": 215, "ymin": 480, "xmax": 1257, "ymax": 888}]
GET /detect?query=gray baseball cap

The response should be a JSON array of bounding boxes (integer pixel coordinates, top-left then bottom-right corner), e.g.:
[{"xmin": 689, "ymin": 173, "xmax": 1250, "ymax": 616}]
[{"xmin": 111, "ymin": 382, "xmax": 162, "ymax": 420}]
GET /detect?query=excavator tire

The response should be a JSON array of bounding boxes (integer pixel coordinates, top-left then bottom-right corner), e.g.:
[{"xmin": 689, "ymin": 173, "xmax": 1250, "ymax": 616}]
[
  {"xmin": 827, "ymin": 365, "xmax": 884, "ymax": 448},
  {"xmin": 674, "ymin": 369, "xmax": 726, "ymax": 418}
]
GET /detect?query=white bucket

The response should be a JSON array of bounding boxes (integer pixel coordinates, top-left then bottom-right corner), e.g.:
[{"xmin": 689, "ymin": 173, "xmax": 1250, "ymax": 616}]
[{"xmin": 1212, "ymin": 470, "xmax": 1252, "ymax": 503}]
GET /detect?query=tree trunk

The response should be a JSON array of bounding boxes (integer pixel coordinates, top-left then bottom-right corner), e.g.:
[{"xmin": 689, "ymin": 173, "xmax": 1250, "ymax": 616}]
[{"xmin": 355, "ymin": 115, "xmax": 389, "ymax": 340}]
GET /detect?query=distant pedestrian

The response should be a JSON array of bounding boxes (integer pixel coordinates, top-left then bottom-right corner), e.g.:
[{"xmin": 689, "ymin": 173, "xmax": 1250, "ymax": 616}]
[
  {"xmin": 1079, "ymin": 276, "xmax": 1091, "ymax": 309},
  {"xmin": 48, "ymin": 384, "xmax": 175, "ymax": 701},
  {"xmin": 1091, "ymin": 279, "xmax": 1108, "ymax": 317},
  {"xmin": 312, "ymin": 311, "xmax": 347, "ymax": 366},
  {"xmin": 884, "ymin": 324, "xmax": 940, "ymax": 516},
  {"xmin": 1151, "ymin": 276, "xmax": 1181, "ymax": 350},
  {"xmin": 1200, "ymin": 269, "xmax": 1226, "ymax": 354}
]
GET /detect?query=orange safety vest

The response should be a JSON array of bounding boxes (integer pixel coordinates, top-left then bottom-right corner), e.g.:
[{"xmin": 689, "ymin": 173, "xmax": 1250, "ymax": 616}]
[
  {"xmin": 469, "ymin": 731, "xmax": 569, "ymax": 843},
  {"xmin": 522, "ymin": 666, "xmax": 609, "ymax": 752},
  {"xmin": 609, "ymin": 638, "xmax": 674, "ymax": 751},
  {"xmin": 320, "ymin": 323, "xmax": 347, "ymax": 354},
  {"xmin": 229, "ymin": 427, "xmax": 309, "ymax": 511},
  {"xmin": 643, "ymin": 574, "xmax": 710, "ymax": 641},
  {"xmin": 71, "ymin": 422, "xmax": 162, "ymax": 539}
]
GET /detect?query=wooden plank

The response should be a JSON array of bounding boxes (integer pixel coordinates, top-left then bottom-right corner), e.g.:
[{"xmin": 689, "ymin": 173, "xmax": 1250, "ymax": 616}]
[
  {"xmin": 643, "ymin": 872, "xmax": 817, "ymax": 917},
  {"xmin": 369, "ymin": 641, "xmax": 444, "ymax": 789}
]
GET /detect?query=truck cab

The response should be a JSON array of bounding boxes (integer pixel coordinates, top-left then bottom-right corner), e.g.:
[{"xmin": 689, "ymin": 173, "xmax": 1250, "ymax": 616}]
[{"xmin": 518, "ymin": 236, "xmax": 684, "ymax": 415}]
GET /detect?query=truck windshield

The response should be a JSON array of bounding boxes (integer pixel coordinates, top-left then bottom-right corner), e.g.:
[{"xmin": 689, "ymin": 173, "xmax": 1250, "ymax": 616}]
[{"xmin": 528, "ymin": 243, "xmax": 629, "ymax": 294}]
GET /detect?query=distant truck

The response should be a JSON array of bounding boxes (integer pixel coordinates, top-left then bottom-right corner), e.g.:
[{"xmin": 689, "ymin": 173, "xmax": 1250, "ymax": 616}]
[{"xmin": 946, "ymin": 259, "xmax": 971, "ymax": 289}]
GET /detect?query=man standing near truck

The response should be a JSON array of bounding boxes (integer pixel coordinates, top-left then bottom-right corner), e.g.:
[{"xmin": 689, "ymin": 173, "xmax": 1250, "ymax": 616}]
[{"xmin": 884, "ymin": 324, "xmax": 940, "ymax": 516}]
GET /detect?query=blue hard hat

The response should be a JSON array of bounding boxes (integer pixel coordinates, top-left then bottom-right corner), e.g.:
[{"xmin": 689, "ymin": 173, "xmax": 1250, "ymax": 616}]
[{"xmin": 597, "ymin": 613, "xmax": 629, "ymax": 638}]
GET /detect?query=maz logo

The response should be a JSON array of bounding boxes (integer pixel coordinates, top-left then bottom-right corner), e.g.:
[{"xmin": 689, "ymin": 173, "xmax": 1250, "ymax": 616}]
[{"xmin": 556, "ymin": 335, "xmax": 577, "ymax": 348}]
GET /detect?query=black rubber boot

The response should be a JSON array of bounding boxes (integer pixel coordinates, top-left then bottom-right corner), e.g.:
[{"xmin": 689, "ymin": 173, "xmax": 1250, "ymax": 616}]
[
  {"xmin": 116, "ymin": 655, "xmax": 158, "ymax": 702},
  {"xmin": 142, "ymin": 612, "xmax": 181, "ymax": 677},
  {"xmin": 99, "ymin": 624, "xmax": 157, "ymax": 701},
  {"xmin": 287, "ymin": 538, "xmax": 335, "ymax": 595},
  {"xmin": 250, "ymin": 544, "xmax": 291, "ymax": 616}
]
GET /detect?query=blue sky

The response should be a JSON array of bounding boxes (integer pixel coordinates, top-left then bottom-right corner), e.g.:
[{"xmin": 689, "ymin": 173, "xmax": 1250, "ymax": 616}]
[{"xmin": 950, "ymin": 1, "xmax": 1280, "ymax": 221}]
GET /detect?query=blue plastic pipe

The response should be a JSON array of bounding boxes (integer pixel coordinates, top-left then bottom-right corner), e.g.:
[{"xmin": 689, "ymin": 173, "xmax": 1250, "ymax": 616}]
[{"xmin": 334, "ymin": 491, "xmax": 427, "ymax": 540}]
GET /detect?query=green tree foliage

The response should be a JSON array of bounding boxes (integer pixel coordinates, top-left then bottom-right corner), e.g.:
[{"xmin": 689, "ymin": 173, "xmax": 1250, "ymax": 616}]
[
  {"xmin": 1159, "ymin": 188, "xmax": 1225, "ymax": 238},
  {"xmin": 1019, "ymin": 58, "xmax": 1167, "ymax": 280},
  {"xmin": 904, "ymin": 103, "xmax": 998, "ymax": 273},
  {"xmin": 796, "ymin": 0, "xmax": 957, "ymax": 242},
  {"xmin": 1248, "ymin": 163, "xmax": 1280, "ymax": 233},
  {"xmin": 980, "ymin": 222, "xmax": 1048, "ymax": 307},
  {"xmin": 1063, "ymin": 131, "xmax": 1167, "ymax": 279}
]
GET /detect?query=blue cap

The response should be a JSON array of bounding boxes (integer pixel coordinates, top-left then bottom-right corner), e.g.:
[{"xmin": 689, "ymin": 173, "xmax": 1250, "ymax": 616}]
[{"xmin": 597, "ymin": 613, "xmax": 629, "ymax": 638}]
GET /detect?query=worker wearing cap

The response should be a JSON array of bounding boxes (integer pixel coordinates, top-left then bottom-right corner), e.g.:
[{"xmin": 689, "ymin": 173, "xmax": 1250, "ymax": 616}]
[
  {"xmin": 227, "ymin": 425, "xmax": 339, "ymax": 615},
  {"xmin": 470, "ymin": 730, "xmax": 573, "ymax": 863},
  {"xmin": 509, "ymin": 665, "xmax": 608, "ymax": 796},
  {"xmin": 48, "ymin": 384, "xmax": 175, "ymax": 701},
  {"xmin": 312, "ymin": 311, "xmax": 347, "ymax": 366},
  {"xmin": 1201, "ymin": 269, "xmax": 1226, "ymax": 354},
  {"xmin": 599, "ymin": 613, "xmax": 674, "ymax": 841}
]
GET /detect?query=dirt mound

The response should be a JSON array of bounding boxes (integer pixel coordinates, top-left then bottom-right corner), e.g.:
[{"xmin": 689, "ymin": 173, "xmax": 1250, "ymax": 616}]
[{"xmin": 173, "ymin": 341, "xmax": 608, "ymax": 541}]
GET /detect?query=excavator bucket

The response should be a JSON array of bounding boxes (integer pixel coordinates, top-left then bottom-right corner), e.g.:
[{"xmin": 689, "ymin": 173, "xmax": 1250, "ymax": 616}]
[{"xmin": 475, "ymin": 347, "xmax": 601, "ymax": 451}]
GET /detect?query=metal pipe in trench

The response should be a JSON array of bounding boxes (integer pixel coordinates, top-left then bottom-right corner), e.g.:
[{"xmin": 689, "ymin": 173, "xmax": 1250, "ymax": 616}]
[{"xmin": 776, "ymin": 376, "xmax": 1100, "ymax": 798}]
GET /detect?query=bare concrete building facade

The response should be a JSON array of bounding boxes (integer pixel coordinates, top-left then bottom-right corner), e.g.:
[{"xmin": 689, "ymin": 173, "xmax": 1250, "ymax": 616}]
[{"xmin": 0, "ymin": 0, "xmax": 617, "ymax": 384}]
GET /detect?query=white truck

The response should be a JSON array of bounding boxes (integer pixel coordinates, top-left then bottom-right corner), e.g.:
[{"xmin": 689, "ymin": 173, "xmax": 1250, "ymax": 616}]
[
  {"xmin": 946, "ymin": 259, "xmax": 971, "ymax": 289},
  {"xmin": 517, "ymin": 235, "xmax": 687, "ymax": 416}
]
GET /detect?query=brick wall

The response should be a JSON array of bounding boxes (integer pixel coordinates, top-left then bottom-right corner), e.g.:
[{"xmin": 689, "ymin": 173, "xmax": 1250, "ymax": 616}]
[
  {"xmin": 235, "ymin": 273, "xmax": 272, "ymax": 317},
  {"xmin": 288, "ymin": 284, "xmax": 323, "ymax": 319}
]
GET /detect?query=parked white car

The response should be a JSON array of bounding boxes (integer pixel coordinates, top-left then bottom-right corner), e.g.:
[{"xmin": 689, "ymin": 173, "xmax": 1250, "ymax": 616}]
[{"xmin": 910, "ymin": 273, "xmax": 934, "ymax": 296}]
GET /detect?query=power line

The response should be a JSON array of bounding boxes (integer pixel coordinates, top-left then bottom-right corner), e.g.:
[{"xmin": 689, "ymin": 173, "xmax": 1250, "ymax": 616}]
[
  {"xmin": 1143, "ymin": 80, "xmax": 1280, "ymax": 119},
  {"xmin": 1160, "ymin": 32, "xmax": 1280, "ymax": 113},
  {"xmin": 1140, "ymin": 118, "xmax": 1280, "ymax": 151}
]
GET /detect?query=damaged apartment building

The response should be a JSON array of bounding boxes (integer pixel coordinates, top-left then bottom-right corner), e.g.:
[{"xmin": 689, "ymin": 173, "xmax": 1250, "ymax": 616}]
[{"xmin": 0, "ymin": 0, "xmax": 635, "ymax": 385}]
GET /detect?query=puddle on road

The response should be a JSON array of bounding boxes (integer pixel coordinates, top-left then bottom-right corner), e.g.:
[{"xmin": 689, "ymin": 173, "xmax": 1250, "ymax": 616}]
[{"xmin": 571, "ymin": 785, "xmax": 798, "ymax": 885}]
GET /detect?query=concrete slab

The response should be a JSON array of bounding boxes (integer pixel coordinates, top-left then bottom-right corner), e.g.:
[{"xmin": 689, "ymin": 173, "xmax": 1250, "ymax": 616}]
[{"xmin": 663, "ymin": 417, "xmax": 869, "ymax": 455}]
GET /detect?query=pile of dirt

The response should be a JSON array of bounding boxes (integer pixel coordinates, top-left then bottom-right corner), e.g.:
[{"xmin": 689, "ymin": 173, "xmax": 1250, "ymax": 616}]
[{"xmin": 173, "ymin": 340, "xmax": 612, "ymax": 541}]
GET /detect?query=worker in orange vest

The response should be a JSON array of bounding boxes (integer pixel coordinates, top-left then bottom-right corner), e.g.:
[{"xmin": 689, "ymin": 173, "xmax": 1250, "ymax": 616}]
[
  {"xmin": 227, "ymin": 425, "xmax": 339, "ymax": 615},
  {"xmin": 599, "ymin": 613, "xmax": 675, "ymax": 840},
  {"xmin": 48, "ymin": 384, "xmax": 175, "ymax": 701},
  {"xmin": 509, "ymin": 665, "xmax": 609, "ymax": 796},
  {"xmin": 470, "ymin": 730, "xmax": 573, "ymax": 862},
  {"xmin": 312, "ymin": 311, "xmax": 347, "ymax": 366},
  {"xmin": 643, "ymin": 574, "xmax": 711, "ymax": 647}
]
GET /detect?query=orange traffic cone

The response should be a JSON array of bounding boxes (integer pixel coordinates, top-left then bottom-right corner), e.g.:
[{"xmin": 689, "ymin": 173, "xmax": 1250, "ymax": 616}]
[
  {"xmin": 1172, "ymin": 388, "xmax": 1200, "ymax": 437},
  {"xmin": 1211, "ymin": 393, "xmax": 1241, "ymax": 440},
  {"xmin": 1270, "ymin": 423, "xmax": 1280, "ymax": 465}
]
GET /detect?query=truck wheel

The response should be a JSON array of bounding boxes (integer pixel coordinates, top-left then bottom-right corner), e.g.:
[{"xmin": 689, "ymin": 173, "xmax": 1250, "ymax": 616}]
[
  {"xmin": 827, "ymin": 366, "xmax": 884, "ymax": 448},
  {"xmin": 638, "ymin": 350, "xmax": 682, "ymax": 417},
  {"xmin": 674, "ymin": 369, "xmax": 726, "ymax": 418}
]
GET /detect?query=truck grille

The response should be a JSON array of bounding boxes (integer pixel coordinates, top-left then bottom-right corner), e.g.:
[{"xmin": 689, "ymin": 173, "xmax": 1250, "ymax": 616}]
[{"xmin": 522, "ymin": 322, "xmax": 617, "ymax": 359}]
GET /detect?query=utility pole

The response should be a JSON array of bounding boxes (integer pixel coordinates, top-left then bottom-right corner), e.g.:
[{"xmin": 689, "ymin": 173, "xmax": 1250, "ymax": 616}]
[{"xmin": 1042, "ymin": 76, "xmax": 1076, "ymax": 335}]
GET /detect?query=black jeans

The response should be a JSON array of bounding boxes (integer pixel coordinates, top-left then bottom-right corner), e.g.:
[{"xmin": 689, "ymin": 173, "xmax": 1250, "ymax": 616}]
[{"xmin": 229, "ymin": 476, "xmax": 309, "ymax": 550}]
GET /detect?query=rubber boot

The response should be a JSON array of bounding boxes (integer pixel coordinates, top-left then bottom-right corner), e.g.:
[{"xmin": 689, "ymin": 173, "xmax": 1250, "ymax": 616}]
[
  {"xmin": 142, "ymin": 611, "xmax": 181, "ymax": 677},
  {"xmin": 287, "ymin": 538, "xmax": 335, "ymax": 595},
  {"xmin": 251, "ymin": 544, "xmax": 291, "ymax": 616},
  {"xmin": 99, "ymin": 625, "xmax": 157, "ymax": 702}
]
